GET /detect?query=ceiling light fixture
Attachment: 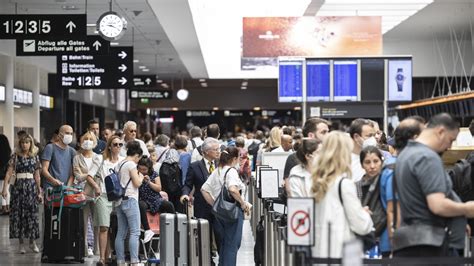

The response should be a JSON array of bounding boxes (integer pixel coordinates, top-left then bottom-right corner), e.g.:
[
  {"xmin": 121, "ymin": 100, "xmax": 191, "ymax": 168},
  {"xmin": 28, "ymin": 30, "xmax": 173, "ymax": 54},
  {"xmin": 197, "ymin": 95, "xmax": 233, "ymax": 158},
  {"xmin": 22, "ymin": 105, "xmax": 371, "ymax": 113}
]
[
  {"xmin": 142, "ymin": 69, "xmax": 150, "ymax": 72},
  {"xmin": 201, "ymin": 82, "xmax": 208, "ymax": 87},
  {"xmin": 241, "ymin": 86, "xmax": 247, "ymax": 90},
  {"xmin": 62, "ymin": 5, "xmax": 79, "ymax": 10},
  {"xmin": 213, "ymin": 107, "xmax": 219, "ymax": 111},
  {"xmin": 157, "ymin": 80, "xmax": 163, "ymax": 83},
  {"xmin": 87, "ymin": 23, "xmax": 96, "ymax": 27},
  {"xmin": 177, "ymin": 89, "xmax": 189, "ymax": 101},
  {"xmin": 241, "ymin": 81, "xmax": 248, "ymax": 86},
  {"xmin": 133, "ymin": 59, "xmax": 139, "ymax": 63},
  {"xmin": 138, "ymin": 66, "xmax": 147, "ymax": 69},
  {"xmin": 110, "ymin": 42, "xmax": 120, "ymax": 46},
  {"xmin": 199, "ymin": 79, "xmax": 206, "ymax": 82}
]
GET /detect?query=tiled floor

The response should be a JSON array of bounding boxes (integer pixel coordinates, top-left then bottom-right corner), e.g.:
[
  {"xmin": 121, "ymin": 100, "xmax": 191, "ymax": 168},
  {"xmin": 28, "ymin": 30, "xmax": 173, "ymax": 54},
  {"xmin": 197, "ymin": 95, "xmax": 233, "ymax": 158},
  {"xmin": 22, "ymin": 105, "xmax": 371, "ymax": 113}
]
[{"xmin": 0, "ymin": 210, "xmax": 255, "ymax": 265}]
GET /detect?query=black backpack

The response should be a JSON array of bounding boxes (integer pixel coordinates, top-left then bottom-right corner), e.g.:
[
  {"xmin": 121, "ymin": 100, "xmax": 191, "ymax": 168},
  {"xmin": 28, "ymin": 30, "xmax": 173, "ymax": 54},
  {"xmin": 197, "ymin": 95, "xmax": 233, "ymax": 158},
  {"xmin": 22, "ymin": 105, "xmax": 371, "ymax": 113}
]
[
  {"xmin": 448, "ymin": 152, "xmax": 474, "ymax": 202},
  {"xmin": 159, "ymin": 161, "xmax": 182, "ymax": 195}
]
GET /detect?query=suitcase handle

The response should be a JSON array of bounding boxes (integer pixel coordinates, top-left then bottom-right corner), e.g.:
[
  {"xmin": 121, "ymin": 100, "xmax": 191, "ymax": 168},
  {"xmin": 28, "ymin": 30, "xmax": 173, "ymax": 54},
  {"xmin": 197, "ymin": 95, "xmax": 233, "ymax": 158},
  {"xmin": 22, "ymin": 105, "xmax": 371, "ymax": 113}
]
[
  {"xmin": 198, "ymin": 219, "xmax": 203, "ymax": 266},
  {"xmin": 174, "ymin": 212, "xmax": 180, "ymax": 265}
]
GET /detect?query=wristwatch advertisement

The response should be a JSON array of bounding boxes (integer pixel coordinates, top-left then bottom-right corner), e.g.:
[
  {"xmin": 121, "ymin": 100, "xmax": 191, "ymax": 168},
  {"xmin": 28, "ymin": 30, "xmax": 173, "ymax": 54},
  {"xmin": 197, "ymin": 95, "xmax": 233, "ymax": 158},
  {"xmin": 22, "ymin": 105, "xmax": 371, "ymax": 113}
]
[{"xmin": 388, "ymin": 59, "xmax": 412, "ymax": 101}]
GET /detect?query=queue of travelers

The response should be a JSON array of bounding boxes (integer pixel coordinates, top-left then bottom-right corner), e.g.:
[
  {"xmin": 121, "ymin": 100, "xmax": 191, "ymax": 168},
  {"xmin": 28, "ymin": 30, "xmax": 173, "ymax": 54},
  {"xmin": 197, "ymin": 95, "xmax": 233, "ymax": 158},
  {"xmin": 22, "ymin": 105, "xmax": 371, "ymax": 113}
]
[{"xmin": 0, "ymin": 112, "xmax": 473, "ymax": 265}]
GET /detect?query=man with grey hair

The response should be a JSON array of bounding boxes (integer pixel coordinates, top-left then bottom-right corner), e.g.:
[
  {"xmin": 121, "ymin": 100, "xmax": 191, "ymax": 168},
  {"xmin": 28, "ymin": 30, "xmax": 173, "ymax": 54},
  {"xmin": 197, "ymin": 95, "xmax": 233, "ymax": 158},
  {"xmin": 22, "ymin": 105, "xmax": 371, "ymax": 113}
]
[
  {"xmin": 181, "ymin": 137, "xmax": 221, "ymax": 256},
  {"xmin": 154, "ymin": 134, "xmax": 170, "ymax": 164},
  {"xmin": 120, "ymin": 121, "xmax": 149, "ymax": 157}
]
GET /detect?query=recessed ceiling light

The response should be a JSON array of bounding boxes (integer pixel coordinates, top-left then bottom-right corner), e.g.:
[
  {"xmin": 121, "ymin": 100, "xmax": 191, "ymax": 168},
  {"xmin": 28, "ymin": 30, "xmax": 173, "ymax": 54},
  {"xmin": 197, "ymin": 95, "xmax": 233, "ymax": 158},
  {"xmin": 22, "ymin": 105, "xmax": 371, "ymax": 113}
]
[
  {"xmin": 199, "ymin": 79, "xmax": 206, "ymax": 82},
  {"xmin": 62, "ymin": 5, "xmax": 78, "ymax": 10},
  {"xmin": 110, "ymin": 42, "xmax": 119, "ymax": 46},
  {"xmin": 213, "ymin": 107, "xmax": 219, "ymax": 111},
  {"xmin": 241, "ymin": 86, "xmax": 247, "ymax": 90},
  {"xmin": 142, "ymin": 69, "xmax": 150, "ymax": 72},
  {"xmin": 172, "ymin": 107, "xmax": 179, "ymax": 111},
  {"xmin": 157, "ymin": 80, "xmax": 163, "ymax": 83},
  {"xmin": 87, "ymin": 23, "xmax": 96, "ymax": 27},
  {"xmin": 138, "ymin": 66, "xmax": 147, "ymax": 69},
  {"xmin": 294, "ymin": 106, "xmax": 301, "ymax": 110},
  {"xmin": 201, "ymin": 82, "xmax": 208, "ymax": 87},
  {"xmin": 253, "ymin": 107, "xmax": 261, "ymax": 111},
  {"xmin": 241, "ymin": 81, "xmax": 248, "ymax": 86},
  {"xmin": 133, "ymin": 59, "xmax": 139, "ymax": 63},
  {"xmin": 161, "ymin": 83, "xmax": 169, "ymax": 88}
]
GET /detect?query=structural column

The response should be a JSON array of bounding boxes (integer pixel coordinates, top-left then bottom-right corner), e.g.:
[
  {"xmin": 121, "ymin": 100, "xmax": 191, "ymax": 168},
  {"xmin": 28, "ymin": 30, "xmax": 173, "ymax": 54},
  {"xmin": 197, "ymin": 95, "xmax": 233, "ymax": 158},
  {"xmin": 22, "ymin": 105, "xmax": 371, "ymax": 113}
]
[{"xmin": 0, "ymin": 54, "xmax": 15, "ymax": 147}]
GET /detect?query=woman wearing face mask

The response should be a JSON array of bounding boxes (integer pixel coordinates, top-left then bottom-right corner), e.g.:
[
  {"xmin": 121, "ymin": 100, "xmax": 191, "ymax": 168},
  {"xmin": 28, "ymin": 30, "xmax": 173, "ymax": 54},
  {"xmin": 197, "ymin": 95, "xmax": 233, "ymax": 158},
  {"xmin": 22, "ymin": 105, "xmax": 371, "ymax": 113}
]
[
  {"xmin": 73, "ymin": 131, "xmax": 102, "ymax": 257},
  {"xmin": 114, "ymin": 141, "xmax": 144, "ymax": 266},
  {"xmin": 1, "ymin": 134, "xmax": 42, "ymax": 254},
  {"xmin": 201, "ymin": 147, "xmax": 250, "ymax": 266},
  {"xmin": 287, "ymin": 138, "xmax": 319, "ymax": 197},
  {"xmin": 356, "ymin": 146, "xmax": 389, "ymax": 256}
]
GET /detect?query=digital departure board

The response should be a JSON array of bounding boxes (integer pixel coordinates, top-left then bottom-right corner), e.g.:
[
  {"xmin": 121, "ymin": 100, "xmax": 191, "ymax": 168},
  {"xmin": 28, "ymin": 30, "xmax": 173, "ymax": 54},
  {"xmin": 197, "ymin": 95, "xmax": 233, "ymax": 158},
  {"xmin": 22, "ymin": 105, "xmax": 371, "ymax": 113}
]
[
  {"xmin": 278, "ymin": 59, "xmax": 303, "ymax": 102},
  {"xmin": 306, "ymin": 60, "xmax": 330, "ymax": 101},
  {"xmin": 333, "ymin": 60, "xmax": 358, "ymax": 101}
]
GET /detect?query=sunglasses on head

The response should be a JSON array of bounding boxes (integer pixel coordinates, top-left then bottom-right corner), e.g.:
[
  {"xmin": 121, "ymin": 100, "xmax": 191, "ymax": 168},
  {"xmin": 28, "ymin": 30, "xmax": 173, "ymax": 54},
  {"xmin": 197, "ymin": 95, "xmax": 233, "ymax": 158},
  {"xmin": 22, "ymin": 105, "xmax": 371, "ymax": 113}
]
[
  {"xmin": 129, "ymin": 130, "xmax": 137, "ymax": 133},
  {"xmin": 112, "ymin": 143, "xmax": 124, "ymax": 147}
]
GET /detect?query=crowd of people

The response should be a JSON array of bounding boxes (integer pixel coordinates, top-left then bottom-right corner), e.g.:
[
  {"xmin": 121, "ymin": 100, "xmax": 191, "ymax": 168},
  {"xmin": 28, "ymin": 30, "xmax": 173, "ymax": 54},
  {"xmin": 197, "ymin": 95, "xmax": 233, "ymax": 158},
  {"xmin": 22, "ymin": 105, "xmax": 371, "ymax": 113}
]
[{"xmin": 0, "ymin": 112, "xmax": 472, "ymax": 264}]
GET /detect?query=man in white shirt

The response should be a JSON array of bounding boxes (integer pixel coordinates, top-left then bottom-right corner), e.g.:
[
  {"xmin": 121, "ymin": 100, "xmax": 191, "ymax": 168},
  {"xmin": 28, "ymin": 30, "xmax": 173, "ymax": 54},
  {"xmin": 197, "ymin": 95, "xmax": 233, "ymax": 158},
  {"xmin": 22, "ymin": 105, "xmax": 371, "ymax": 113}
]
[
  {"xmin": 187, "ymin": 126, "xmax": 203, "ymax": 152},
  {"xmin": 120, "ymin": 121, "xmax": 150, "ymax": 158},
  {"xmin": 349, "ymin": 118, "xmax": 375, "ymax": 182}
]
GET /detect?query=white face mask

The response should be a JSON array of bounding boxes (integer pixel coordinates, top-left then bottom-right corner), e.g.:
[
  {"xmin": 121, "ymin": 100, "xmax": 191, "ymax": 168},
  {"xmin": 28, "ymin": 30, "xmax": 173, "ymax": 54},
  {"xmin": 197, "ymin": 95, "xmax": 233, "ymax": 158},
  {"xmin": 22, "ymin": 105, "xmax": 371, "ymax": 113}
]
[
  {"xmin": 81, "ymin": 140, "xmax": 94, "ymax": 150},
  {"xmin": 62, "ymin": 134, "xmax": 73, "ymax": 145},
  {"xmin": 362, "ymin": 136, "xmax": 378, "ymax": 148}
]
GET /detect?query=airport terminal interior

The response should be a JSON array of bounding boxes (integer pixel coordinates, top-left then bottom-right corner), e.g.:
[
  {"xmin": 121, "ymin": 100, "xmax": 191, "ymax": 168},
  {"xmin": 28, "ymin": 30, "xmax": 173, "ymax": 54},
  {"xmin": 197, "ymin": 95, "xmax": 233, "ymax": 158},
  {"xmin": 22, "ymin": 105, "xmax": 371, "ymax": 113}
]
[{"xmin": 1, "ymin": 0, "xmax": 474, "ymax": 265}]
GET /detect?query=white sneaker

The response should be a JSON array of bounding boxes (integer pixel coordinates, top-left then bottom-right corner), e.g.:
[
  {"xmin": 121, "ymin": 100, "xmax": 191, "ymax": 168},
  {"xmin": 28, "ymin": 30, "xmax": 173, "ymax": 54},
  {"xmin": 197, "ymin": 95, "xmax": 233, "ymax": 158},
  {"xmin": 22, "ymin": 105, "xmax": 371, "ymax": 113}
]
[
  {"xmin": 143, "ymin": 230, "xmax": 155, "ymax": 243},
  {"xmin": 87, "ymin": 247, "xmax": 94, "ymax": 257},
  {"xmin": 29, "ymin": 242, "xmax": 40, "ymax": 253},
  {"xmin": 19, "ymin": 245, "xmax": 26, "ymax": 254}
]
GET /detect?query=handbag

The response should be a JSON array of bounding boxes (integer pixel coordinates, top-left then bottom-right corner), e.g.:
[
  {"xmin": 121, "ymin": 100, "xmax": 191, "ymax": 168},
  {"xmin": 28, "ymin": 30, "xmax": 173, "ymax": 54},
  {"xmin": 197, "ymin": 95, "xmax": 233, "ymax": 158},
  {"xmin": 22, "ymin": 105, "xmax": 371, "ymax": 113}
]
[
  {"xmin": 45, "ymin": 185, "xmax": 87, "ymax": 221},
  {"xmin": 212, "ymin": 168, "xmax": 240, "ymax": 223},
  {"xmin": 338, "ymin": 178, "xmax": 377, "ymax": 251},
  {"xmin": 83, "ymin": 157, "xmax": 105, "ymax": 198},
  {"xmin": 391, "ymin": 167, "xmax": 449, "ymax": 252},
  {"xmin": 9, "ymin": 155, "xmax": 17, "ymax": 185}
]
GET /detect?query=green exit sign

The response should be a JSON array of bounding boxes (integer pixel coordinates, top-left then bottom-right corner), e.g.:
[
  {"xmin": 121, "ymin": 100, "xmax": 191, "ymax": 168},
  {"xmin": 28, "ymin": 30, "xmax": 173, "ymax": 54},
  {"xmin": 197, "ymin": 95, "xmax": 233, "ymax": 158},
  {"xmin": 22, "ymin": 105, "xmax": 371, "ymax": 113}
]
[{"xmin": 141, "ymin": 98, "xmax": 149, "ymax": 104}]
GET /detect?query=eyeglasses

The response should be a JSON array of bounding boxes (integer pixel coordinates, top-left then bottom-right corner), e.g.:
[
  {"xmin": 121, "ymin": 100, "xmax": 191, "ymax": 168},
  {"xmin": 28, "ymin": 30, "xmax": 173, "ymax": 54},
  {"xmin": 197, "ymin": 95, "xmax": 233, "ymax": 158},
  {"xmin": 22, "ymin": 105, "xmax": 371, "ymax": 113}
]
[
  {"xmin": 112, "ymin": 143, "xmax": 124, "ymax": 147},
  {"xmin": 129, "ymin": 130, "xmax": 137, "ymax": 133}
]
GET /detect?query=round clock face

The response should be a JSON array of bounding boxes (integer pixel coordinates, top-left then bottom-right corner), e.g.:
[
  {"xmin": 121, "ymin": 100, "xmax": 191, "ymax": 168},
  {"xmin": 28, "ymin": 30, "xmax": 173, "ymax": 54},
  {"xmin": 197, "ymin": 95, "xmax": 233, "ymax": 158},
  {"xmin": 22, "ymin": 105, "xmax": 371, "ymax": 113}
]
[{"xmin": 97, "ymin": 12, "xmax": 127, "ymax": 40}]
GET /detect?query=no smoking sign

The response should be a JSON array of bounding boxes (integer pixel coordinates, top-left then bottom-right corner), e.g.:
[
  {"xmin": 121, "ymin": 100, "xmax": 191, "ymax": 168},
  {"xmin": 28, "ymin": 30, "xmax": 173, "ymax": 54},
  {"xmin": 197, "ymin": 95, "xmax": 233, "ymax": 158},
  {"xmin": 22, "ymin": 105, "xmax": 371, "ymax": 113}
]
[{"xmin": 287, "ymin": 197, "xmax": 315, "ymax": 246}]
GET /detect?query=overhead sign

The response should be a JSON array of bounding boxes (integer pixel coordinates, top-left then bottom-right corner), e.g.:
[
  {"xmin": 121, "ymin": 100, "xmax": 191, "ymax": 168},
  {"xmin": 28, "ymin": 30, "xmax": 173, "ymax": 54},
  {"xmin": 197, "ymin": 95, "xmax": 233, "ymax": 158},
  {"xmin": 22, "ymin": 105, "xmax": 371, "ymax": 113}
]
[
  {"xmin": 0, "ymin": 14, "xmax": 86, "ymax": 39},
  {"xmin": 57, "ymin": 46, "xmax": 133, "ymax": 89},
  {"xmin": 133, "ymin": 75, "xmax": 156, "ymax": 87},
  {"xmin": 287, "ymin": 197, "xmax": 315, "ymax": 246},
  {"xmin": 130, "ymin": 90, "xmax": 171, "ymax": 100},
  {"xmin": 17, "ymin": 36, "xmax": 110, "ymax": 56},
  {"xmin": 388, "ymin": 59, "xmax": 412, "ymax": 102}
]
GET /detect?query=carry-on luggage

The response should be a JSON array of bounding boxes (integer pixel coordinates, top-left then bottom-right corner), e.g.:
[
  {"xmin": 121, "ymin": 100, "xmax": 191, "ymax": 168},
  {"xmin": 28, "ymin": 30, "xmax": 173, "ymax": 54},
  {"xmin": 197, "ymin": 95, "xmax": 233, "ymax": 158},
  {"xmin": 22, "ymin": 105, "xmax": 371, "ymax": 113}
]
[
  {"xmin": 188, "ymin": 218, "xmax": 211, "ymax": 266},
  {"xmin": 41, "ymin": 206, "xmax": 85, "ymax": 263},
  {"xmin": 160, "ymin": 213, "xmax": 188, "ymax": 266}
]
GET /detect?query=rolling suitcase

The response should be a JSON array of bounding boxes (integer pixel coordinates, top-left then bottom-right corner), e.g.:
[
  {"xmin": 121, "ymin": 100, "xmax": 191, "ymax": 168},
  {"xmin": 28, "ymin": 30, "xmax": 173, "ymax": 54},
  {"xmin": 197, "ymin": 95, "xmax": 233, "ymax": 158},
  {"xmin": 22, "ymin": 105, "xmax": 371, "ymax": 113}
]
[
  {"xmin": 188, "ymin": 218, "xmax": 211, "ymax": 266},
  {"xmin": 41, "ymin": 206, "xmax": 85, "ymax": 263},
  {"xmin": 160, "ymin": 213, "xmax": 188, "ymax": 266}
]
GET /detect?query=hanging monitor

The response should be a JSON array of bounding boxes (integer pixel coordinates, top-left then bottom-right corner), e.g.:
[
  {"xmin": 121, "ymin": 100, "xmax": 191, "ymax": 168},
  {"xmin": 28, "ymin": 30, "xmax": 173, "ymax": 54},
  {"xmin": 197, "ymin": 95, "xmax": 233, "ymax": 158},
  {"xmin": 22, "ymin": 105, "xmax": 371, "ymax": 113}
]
[
  {"xmin": 278, "ymin": 58, "xmax": 303, "ymax": 103},
  {"xmin": 388, "ymin": 58, "xmax": 412, "ymax": 101},
  {"xmin": 333, "ymin": 60, "xmax": 358, "ymax": 101},
  {"xmin": 306, "ymin": 60, "xmax": 330, "ymax": 101},
  {"xmin": 0, "ymin": 85, "xmax": 4, "ymax": 102}
]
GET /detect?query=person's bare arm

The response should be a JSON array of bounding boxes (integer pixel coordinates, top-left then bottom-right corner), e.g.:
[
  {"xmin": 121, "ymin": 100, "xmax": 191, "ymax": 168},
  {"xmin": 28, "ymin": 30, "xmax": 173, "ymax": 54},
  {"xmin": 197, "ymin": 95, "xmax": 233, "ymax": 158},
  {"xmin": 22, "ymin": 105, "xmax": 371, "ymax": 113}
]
[
  {"xmin": 427, "ymin": 193, "xmax": 474, "ymax": 217},
  {"xmin": 42, "ymin": 160, "xmax": 61, "ymax": 186},
  {"xmin": 201, "ymin": 189, "xmax": 215, "ymax": 206}
]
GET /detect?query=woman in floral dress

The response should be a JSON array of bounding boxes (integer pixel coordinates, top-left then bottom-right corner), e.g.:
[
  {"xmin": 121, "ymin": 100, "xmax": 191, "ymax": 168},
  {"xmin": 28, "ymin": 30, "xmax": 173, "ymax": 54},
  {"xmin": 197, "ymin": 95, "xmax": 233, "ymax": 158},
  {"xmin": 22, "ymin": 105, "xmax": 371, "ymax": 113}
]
[{"xmin": 1, "ymin": 134, "xmax": 42, "ymax": 254}]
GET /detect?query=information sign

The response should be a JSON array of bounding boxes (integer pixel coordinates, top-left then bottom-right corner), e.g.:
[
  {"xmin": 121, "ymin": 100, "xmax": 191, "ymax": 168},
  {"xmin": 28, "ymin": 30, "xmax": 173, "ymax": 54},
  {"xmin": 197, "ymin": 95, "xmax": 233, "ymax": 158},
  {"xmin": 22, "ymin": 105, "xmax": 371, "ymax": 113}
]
[
  {"xmin": 306, "ymin": 60, "xmax": 330, "ymax": 101},
  {"xmin": 57, "ymin": 46, "xmax": 133, "ymax": 89},
  {"xmin": 334, "ymin": 60, "xmax": 358, "ymax": 101},
  {"xmin": 130, "ymin": 90, "xmax": 172, "ymax": 100},
  {"xmin": 0, "ymin": 14, "xmax": 86, "ymax": 39},
  {"xmin": 278, "ymin": 59, "xmax": 303, "ymax": 102},
  {"xmin": 287, "ymin": 197, "xmax": 315, "ymax": 246},
  {"xmin": 133, "ymin": 75, "xmax": 156, "ymax": 88},
  {"xmin": 17, "ymin": 36, "xmax": 109, "ymax": 56}
]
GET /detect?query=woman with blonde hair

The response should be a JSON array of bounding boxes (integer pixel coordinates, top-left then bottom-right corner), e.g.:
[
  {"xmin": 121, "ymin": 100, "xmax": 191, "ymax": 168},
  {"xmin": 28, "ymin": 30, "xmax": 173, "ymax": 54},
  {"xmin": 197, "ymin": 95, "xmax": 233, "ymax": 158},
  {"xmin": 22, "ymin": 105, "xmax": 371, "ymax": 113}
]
[
  {"xmin": 311, "ymin": 131, "xmax": 373, "ymax": 258},
  {"xmin": 265, "ymin": 126, "xmax": 282, "ymax": 152},
  {"xmin": 1, "ymin": 134, "xmax": 42, "ymax": 254}
]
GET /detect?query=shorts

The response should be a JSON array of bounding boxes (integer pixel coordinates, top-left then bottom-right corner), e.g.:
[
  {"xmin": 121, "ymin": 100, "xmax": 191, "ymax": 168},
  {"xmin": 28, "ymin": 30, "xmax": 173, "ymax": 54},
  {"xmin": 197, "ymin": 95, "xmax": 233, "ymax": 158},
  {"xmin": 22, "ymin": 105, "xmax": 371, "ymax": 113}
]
[{"xmin": 93, "ymin": 193, "xmax": 113, "ymax": 227}]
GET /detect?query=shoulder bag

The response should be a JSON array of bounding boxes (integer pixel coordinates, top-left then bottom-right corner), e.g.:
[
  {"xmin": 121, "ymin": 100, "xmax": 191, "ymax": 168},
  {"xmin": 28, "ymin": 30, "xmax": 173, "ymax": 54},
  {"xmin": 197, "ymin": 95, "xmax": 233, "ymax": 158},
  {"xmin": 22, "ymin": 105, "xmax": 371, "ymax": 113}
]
[{"xmin": 212, "ymin": 167, "xmax": 240, "ymax": 223}]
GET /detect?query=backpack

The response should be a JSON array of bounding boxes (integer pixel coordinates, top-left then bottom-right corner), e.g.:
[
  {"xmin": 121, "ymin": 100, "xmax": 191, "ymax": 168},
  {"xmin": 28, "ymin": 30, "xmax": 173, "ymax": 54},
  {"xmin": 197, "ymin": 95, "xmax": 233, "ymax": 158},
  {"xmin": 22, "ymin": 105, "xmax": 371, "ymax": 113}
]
[
  {"xmin": 248, "ymin": 141, "xmax": 260, "ymax": 170},
  {"xmin": 159, "ymin": 157, "xmax": 182, "ymax": 195},
  {"xmin": 448, "ymin": 152, "xmax": 474, "ymax": 202},
  {"xmin": 105, "ymin": 161, "xmax": 130, "ymax": 201}
]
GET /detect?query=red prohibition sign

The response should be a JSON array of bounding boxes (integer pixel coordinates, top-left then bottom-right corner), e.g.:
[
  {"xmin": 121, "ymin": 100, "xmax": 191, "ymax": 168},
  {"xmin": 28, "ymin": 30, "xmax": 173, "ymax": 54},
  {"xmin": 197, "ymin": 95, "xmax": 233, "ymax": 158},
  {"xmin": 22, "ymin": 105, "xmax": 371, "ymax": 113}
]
[{"xmin": 291, "ymin": 210, "xmax": 310, "ymax": 237}]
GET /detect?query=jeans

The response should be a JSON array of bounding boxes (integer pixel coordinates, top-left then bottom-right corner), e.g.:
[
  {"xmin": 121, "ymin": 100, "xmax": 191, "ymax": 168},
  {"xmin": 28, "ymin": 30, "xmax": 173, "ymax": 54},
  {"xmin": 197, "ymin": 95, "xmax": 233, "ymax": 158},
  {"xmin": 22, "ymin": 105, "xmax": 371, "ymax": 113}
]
[
  {"xmin": 115, "ymin": 198, "xmax": 140, "ymax": 263},
  {"xmin": 216, "ymin": 209, "xmax": 244, "ymax": 266}
]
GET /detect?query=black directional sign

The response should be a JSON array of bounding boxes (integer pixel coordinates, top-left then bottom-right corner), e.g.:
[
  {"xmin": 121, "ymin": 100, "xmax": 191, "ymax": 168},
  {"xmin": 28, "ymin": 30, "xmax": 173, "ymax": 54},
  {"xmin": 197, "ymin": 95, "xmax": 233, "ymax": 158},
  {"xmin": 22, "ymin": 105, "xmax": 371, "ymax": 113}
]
[
  {"xmin": 57, "ymin": 46, "xmax": 133, "ymax": 89},
  {"xmin": 0, "ymin": 14, "xmax": 86, "ymax": 39},
  {"xmin": 130, "ymin": 90, "xmax": 172, "ymax": 100},
  {"xmin": 17, "ymin": 36, "xmax": 109, "ymax": 56},
  {"xmin": 133, "ymin": 75, "xmax": 156, "ymax": 88}
]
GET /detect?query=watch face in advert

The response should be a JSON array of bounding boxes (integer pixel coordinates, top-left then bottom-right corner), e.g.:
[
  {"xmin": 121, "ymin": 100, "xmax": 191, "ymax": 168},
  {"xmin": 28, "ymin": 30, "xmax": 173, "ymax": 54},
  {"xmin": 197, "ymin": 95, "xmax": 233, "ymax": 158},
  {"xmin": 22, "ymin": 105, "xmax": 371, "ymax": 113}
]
[{"xmin": 388, "ymin": 59, "xmax": 412, "ymax": 101}]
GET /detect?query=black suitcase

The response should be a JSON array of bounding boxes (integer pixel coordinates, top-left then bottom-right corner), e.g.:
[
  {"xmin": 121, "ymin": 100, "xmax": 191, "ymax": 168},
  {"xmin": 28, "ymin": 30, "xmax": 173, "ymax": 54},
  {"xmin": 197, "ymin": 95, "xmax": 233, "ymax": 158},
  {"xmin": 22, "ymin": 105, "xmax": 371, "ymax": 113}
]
[{"xmin": 41, "ymin": 206, "xmax": 85, "ymax": 263}]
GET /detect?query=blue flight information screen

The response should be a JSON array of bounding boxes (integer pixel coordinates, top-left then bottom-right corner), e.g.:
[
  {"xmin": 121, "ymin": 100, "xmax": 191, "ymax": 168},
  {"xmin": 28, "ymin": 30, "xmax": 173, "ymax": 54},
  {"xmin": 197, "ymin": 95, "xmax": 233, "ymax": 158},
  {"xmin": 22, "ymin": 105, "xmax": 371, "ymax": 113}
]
[
  {"xmin": 334, "ymin": 60, "xmax": 358, "ymax": 101},
  {"xmin": 278, "ymin": 60, "xmax": 303, "ymax": 102},
  {"xmin": 306, "ymin": 60, "xmax": 330, "ymax": 101}
]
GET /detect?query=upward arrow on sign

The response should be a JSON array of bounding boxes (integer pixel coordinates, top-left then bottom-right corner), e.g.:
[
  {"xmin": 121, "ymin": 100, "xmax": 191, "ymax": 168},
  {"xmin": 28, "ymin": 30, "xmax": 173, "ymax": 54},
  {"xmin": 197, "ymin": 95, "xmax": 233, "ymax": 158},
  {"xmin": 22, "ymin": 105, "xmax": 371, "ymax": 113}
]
[
  {"xmin": 93, "ymin": 40, "xmax": 101, "ymax": 51},
  {"xmin": 145, "ymin": 78, "xmax": 151, "ymax": 85},
  {"xmin": 66, "ymin": 21, "xmax": 76, "ymax": 33}
]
